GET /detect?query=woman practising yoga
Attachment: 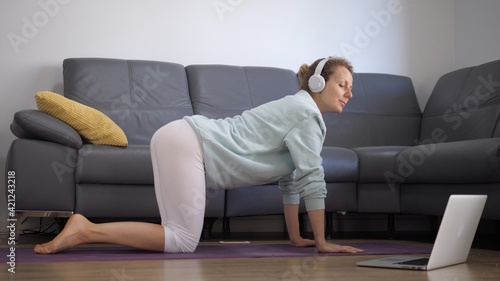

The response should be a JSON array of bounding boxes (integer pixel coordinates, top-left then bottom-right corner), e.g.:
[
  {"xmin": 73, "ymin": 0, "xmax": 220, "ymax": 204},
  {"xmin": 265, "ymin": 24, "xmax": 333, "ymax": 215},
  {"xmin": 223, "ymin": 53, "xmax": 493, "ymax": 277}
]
[{"xmin": 34, "ymin": 57, "xmax": 363, "ymax": 255}]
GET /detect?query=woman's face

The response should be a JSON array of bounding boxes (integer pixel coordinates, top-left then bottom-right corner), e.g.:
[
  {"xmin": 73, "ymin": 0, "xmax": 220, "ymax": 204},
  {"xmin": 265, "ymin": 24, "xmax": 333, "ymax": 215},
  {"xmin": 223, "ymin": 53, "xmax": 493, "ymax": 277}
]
[{"xmin": 312, "ymin": 66, "xmax": 353, "ymax": 114}]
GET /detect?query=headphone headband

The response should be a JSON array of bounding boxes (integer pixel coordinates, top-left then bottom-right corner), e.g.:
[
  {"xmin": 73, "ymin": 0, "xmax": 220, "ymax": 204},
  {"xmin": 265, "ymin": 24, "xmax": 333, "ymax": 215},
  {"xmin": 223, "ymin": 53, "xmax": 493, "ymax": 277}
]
[{"xmin": 314, "ymin": 57, "xmax": 330, "ymax": 77}]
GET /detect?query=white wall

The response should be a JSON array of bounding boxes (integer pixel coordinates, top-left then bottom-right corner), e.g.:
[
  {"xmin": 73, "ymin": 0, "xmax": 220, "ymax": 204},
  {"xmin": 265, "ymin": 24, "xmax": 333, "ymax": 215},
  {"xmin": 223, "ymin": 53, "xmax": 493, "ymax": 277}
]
[
  {"xmin": 0, "ymin": 0, "xmax": 479, "ymax": 233},
  {"xmin": 454, "ymin": 0, "xmax": 500, "ymax": 68}
]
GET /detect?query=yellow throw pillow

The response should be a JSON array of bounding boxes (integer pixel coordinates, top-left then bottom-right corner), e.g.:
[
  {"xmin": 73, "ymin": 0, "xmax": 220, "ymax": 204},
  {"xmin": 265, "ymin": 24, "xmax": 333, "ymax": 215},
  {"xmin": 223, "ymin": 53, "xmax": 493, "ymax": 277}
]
[{"xmin": 35, "ymin": 91, "xmax": 128, "ymax": 147}]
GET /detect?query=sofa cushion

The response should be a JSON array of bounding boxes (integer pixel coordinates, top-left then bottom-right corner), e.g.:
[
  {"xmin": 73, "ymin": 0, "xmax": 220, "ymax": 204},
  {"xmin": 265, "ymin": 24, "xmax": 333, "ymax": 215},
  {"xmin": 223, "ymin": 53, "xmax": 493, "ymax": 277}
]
[
  {"xmin": 186, "ymin": 65, "xmax": 299, "ymax": 119},
  {"xmin": 75, "ymin": 144, "xmax": 153, "ymax": 184},
  {"xmin": 63, "ymin": 58, "xmax": 194, "ymax": 145},
  {"xmin": 35, "ymin": 91, "xmax": 128, "ymax": 146},
  {"xmin": 357, "ymin": 183, "xmax": 400, "ymax": 213},
  {"xmin": 225, "ymin": 185, "xmax": 287, "ymax": 217},
  {"xmin": 400, "ymin": 183, "xmax": 492, "ymax": 217},
  {"xmin": 420, "ymin": 59, "xmax": 500, "ymax": 143},
  {"xmin": 323, "ymin": 73, "xmax": 422, "ymax": 148},
  {"xmin": 75, "ymin": 184, "xmax": 160, "ymax": 218},
  {"xmin": 395, "ymin": 138, "xmax": 500, "ymax": 183}
]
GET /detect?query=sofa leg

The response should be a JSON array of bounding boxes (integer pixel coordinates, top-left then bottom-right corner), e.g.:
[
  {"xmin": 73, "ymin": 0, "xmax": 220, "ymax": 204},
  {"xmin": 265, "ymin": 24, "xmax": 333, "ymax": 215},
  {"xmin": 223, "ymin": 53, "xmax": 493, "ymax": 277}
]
[
  {"xmin": 299, "ymin": 213, "xmax": 305, "ymax": 237},
  {"xmin": 281, "ymin": 213, "xmax": 308, "ymax": 239},
  {"xmin": 282, "ymin": 215, "xmax": 289, "ymax": 239},
  {"xmin": 202, "ymin": 218, "xmax": 217, "ymax": 240},
  {"xmin": 325, "ymin": 212, "xmax": 333, "ymax": 239},
  {"xmin": 431, "ymin": 216, "xmax": 440, "ymax": 238},
  {"xmin": 14, "ymin": 210, "xmax": 73, "ymax": 240},
  {"xmin": 222, "ymin": 217, "xmax": 230, "ymax": 239},
  {"xmin": 387, "ymin": 214, "xmax": 396, "ymax": 239},
  {"xmin": 496, "ymin": 221, "xmax": 500, "ymax": 248}
]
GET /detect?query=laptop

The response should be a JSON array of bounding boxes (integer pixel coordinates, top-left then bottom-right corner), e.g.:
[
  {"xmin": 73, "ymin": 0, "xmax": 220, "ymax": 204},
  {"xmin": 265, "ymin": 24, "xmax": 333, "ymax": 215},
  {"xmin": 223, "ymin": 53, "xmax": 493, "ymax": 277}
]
[{"xmin": 356, "ymin": 194, "xmax": 487, "ymax": 271}]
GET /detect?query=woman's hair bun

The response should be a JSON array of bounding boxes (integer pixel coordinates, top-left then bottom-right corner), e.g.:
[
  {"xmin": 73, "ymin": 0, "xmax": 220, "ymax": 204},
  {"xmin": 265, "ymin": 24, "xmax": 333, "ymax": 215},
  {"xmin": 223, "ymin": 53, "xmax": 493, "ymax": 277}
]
[{"xmin": 297, "ymin": 64, "xmax": 310, "ymax": 84}]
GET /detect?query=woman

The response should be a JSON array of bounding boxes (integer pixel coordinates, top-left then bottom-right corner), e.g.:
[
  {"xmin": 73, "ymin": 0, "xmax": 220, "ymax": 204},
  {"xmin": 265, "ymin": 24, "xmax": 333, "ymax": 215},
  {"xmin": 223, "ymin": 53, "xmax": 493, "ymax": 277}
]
[{"xmin": 34, "ymin": 57, "xmax": 363, "ymax": 254}]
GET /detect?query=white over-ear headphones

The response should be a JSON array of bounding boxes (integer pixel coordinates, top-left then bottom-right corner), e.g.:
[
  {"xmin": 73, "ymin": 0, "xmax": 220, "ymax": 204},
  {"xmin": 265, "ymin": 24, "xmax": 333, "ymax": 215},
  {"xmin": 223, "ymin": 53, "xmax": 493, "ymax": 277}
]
[{"xmin": 308, "ymin": 57, "xmax": 330, "ymax": 93}]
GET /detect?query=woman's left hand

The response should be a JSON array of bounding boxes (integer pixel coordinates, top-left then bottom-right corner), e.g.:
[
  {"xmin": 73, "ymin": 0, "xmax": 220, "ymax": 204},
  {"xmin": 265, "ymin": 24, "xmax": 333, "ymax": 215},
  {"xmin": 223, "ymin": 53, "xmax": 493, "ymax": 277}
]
[{"xmin": 316, "ymin": 242, "xmax": 364, "ymax": 253}]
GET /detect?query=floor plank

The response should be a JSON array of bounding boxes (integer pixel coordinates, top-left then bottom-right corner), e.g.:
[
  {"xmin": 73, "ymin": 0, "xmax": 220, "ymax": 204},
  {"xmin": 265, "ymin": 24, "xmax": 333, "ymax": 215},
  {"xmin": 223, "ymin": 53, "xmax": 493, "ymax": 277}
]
[{"xmin": 1, "ymin": 235, "xmax": 499, "ymax": 281}]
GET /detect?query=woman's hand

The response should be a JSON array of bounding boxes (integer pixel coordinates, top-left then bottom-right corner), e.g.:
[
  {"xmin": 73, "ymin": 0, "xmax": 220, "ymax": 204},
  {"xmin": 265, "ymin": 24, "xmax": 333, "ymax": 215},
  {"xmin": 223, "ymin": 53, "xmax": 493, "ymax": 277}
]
[
  {"xmin": 316, "ymin": 242, "xmax": 364, "ymax": 253},
  {"xmin": 290, "ymin": 237, "xmax": 316, "ymax": 247}
]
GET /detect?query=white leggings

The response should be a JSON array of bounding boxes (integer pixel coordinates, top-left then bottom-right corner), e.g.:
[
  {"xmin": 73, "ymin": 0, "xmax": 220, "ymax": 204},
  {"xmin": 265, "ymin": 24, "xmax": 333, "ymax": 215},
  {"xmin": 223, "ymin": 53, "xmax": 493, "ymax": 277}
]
[{"xmin": 150, "ymin": 119, "xmax": 206, "ymax": 253}]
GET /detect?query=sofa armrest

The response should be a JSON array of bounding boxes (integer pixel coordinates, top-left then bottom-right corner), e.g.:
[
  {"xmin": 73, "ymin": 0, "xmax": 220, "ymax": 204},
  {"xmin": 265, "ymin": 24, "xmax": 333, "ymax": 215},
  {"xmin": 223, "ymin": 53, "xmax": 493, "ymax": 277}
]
[
  {"xmin": 321, "ymin": 146, "xmax": 359, "ymax": 182},
  {"xmin": 11, "ymin": 109, "xmax": 83, "ymax": 149},
  {"xmin": 352, "ymin": 146, "xmax": 410, "ymax": 182},
  {"xmin": 6, "ymin": 139, "xmax": 77, "ymax": 211}
]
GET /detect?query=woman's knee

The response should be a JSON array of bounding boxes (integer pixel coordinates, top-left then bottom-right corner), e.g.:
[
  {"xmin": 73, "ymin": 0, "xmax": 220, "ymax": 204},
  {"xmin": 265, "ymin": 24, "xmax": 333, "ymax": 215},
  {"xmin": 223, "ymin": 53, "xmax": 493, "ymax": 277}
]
[{"xmin": 162, "ymin": 224, "xmax": 200, "ymax": 253}]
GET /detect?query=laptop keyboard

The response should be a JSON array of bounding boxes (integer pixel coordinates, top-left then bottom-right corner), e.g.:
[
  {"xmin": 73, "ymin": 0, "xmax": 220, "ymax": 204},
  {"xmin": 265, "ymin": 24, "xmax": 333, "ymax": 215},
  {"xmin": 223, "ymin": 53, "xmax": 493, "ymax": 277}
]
[{"xmin": 396, "ymin": 258, "xmax": 429, "ymax": 266}]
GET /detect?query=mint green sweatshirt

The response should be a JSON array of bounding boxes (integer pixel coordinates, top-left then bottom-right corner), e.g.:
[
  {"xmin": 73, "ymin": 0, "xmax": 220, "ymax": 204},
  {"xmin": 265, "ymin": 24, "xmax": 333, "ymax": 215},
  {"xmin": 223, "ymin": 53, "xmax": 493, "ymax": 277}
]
[{"xmin": 184, "ymin": 90, "xmax": 327, "ymax": 211}]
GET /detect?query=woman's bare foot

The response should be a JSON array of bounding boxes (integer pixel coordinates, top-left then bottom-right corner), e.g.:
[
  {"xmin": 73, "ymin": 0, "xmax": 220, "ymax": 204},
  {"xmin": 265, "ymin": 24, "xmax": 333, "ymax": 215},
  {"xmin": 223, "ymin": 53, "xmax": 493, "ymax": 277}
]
[{"xmin": 34, "ymin": 214, "xmax": 92, "ymax": 254}]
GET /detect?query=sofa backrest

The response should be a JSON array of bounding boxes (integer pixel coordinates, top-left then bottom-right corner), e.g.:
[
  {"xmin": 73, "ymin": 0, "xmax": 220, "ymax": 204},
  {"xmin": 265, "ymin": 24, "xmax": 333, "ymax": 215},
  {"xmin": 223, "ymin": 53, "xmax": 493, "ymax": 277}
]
[
  {"xmin": 323, "ymin": 73, "xmax": 422, "ymax": 148},
  {"xmin": 420, "ymin": 60, "xmax": 500, "ymax": 143},
  {"xmin": 185, "ymin": 64, "xmax": 299, "ymax": 118},
  {"xmin": 186, "ymin": 66, "xmax": 421, "ymax": 148},
  {"xmin": 62, "ymin": 58, "xmax": 423, "ymax": 148},
  {"xmin": 63, "ymin": 58, "xmax": 194, "ymax": 145}
]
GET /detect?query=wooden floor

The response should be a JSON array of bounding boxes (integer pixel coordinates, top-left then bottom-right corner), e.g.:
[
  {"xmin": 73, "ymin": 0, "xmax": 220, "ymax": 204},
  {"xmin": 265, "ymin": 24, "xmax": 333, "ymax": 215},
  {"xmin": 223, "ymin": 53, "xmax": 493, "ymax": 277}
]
[{"xmin": 1, "ymin": 234, "xmax": 500, "ymax": 281}]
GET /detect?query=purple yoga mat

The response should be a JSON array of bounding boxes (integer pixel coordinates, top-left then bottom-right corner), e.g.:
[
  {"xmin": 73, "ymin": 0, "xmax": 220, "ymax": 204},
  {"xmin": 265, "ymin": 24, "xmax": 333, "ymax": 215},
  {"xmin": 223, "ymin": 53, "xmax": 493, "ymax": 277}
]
[{"xmin": 4, "ymin": 242, "xmax": 432, "ymax": 263}]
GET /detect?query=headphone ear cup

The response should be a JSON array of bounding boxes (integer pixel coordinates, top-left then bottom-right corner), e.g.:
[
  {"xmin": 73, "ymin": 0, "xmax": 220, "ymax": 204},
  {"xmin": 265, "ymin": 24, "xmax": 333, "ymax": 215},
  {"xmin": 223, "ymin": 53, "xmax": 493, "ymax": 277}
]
[
  {"xmin": 308, "ymin": 57, "xmax": 330, "ymax": 93},
  {"xmin": 308, "ymin": 74, "xmax": 326, "ymax": 93}
]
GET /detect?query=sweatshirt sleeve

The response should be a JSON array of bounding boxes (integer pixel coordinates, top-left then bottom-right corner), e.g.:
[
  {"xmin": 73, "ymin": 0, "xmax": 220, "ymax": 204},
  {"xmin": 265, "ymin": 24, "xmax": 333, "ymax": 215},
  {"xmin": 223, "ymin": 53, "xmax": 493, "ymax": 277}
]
[{"xmin": 279, "ymin": 115, "xmax": 327, "ymax": 211}]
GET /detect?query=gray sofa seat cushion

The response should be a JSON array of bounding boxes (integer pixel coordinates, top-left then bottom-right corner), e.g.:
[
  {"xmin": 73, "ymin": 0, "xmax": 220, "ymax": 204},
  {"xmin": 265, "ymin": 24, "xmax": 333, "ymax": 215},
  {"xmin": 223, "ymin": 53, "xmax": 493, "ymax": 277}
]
[
  {"xmin": 224, "ymin": 147, "xmax": 359, "ymax": 217},
  {"xmin": 75, "ymin": 144, "xmax": 153, "ymax": 185},
  {"xmin": 11, "ymin": 109, "xmax": 83, "ymax": 148},
  {"xmin": 225, "ymin": 185, "xmax": 286, "ymax": 217},
  {"xmin": 396, "ymin": 138, "xmax": 500, "ymax": 183},
  {"xmin": 401, "ymin": 183, "xmax": 494, "ymax": 217},
  {"xmin": 75, "ymin": 184, "xmax": 160, "ymax": 218},
  {"xmin": 63, "ymin": 58, "xmax": 194, "ymax": 145}
]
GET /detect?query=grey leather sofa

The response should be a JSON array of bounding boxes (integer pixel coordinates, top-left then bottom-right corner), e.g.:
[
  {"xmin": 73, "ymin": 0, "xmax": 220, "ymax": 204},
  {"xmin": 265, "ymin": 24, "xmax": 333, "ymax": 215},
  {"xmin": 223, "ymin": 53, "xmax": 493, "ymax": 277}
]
[{"xmin": 6, "ymin": 58, "xmax": 500, "ymax": 239}]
